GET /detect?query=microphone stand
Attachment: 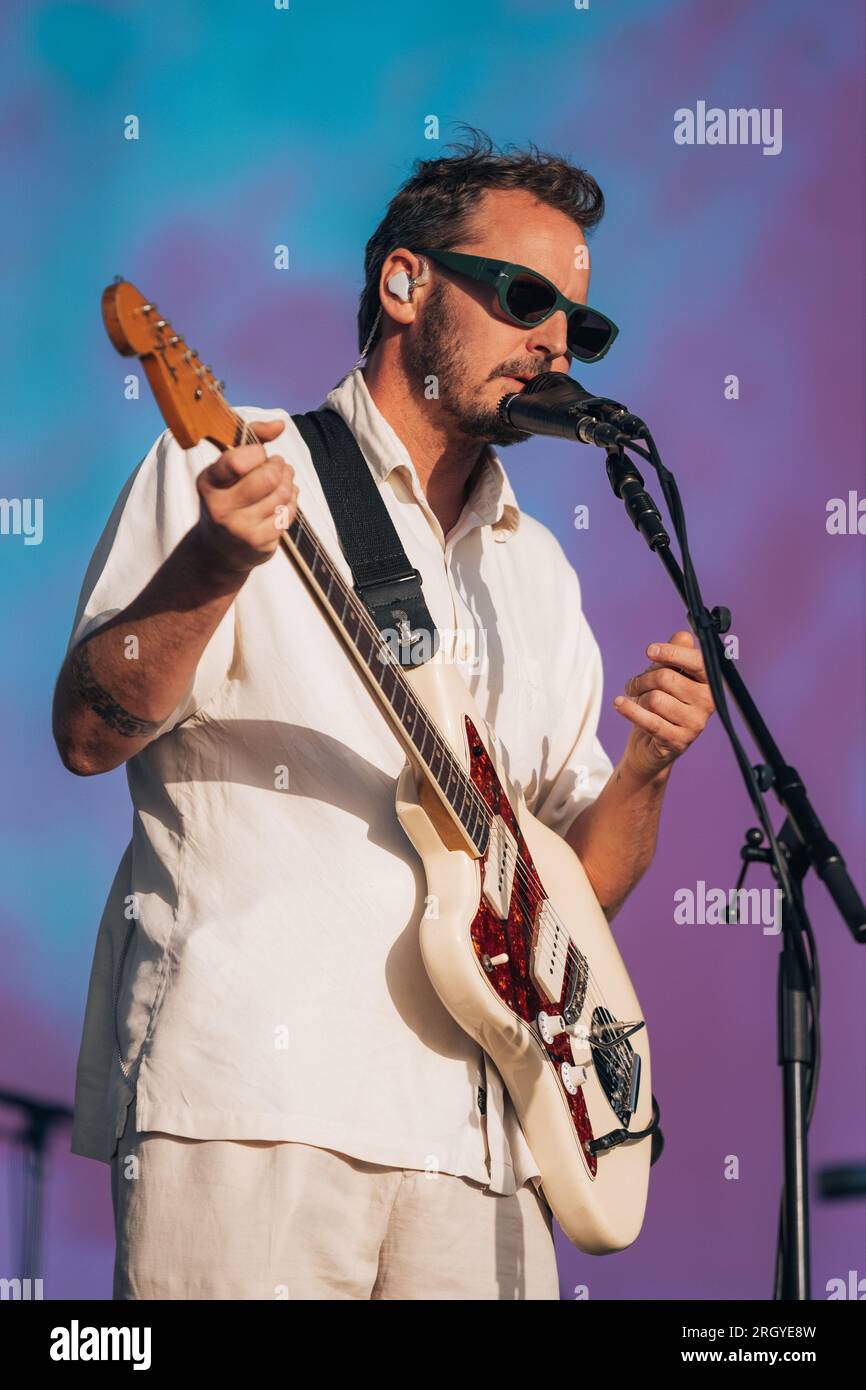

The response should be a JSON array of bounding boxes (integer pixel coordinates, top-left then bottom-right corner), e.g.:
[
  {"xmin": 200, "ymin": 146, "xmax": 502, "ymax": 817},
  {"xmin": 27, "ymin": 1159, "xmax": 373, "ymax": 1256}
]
[
  {"xmin": 0, "ymin": 1088, "xmax": 73, "ymax": 1289},
  {"xmin": 601, "ymin": 441, "xmax": 866, "ymax": 1302}
]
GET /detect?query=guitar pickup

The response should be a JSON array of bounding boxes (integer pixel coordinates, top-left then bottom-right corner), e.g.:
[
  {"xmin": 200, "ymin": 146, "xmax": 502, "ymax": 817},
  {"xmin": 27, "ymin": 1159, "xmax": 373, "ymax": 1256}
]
[
  {"xmin": 482, "ymin": 815, "xmax": 517, "ymax": 920},
  {"xmin": 530, "ymin": 899, "xmax": 568, "ymax": 1005}
]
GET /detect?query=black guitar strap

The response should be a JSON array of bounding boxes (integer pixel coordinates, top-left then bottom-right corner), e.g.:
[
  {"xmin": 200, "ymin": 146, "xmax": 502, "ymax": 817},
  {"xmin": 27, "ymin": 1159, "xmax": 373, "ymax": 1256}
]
[{"xmin": 291, "ymin": 406, "xmax": 440, "ymax": 669}]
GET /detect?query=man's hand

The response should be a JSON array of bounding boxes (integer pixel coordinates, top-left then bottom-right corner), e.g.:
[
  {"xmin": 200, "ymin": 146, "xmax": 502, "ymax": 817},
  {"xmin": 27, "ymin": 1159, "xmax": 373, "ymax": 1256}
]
[
  {"xmin": 613, "ymin": 629, "xmax": 715, "ymax": 780},
  {"xmin": 567, "ymin": 627, "xmax": 713, "ymax": 917},
  {"xmin": 196, "ymin": 418, "xmax": 299, "ymax": 576}
]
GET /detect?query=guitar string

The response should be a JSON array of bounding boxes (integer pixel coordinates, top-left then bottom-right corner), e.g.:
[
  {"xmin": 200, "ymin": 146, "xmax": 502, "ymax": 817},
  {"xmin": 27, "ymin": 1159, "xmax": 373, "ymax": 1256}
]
[{"xmin": 234, "ymin": 413, "xmax": 637, "ymax": 1080}]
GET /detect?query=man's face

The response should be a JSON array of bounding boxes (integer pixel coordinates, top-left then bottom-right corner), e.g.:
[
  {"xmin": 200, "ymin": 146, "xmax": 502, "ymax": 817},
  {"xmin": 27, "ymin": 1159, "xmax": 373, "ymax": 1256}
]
[{"xmin": 402, "ymin": 187, "xmax": 592, "ymax": 446}]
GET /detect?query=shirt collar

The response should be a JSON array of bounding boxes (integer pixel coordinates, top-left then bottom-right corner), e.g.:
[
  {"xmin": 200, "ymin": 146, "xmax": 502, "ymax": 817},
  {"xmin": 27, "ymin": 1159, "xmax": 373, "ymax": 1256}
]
[{"xmin": 320, "ymin": 365, "xmax": 521, "ymax": 541}]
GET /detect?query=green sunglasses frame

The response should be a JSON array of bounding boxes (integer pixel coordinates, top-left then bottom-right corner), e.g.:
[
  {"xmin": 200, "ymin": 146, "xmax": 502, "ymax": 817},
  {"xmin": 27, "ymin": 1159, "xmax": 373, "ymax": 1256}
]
[{"xmin": 414, "ymin": 247, "xmax": 619, "ymax": 363}]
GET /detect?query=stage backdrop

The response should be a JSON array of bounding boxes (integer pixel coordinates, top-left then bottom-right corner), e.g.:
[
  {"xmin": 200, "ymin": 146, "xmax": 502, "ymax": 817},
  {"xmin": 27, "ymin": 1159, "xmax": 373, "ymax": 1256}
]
[{"xmin": 1, "ymin": 0, "xmax": 864, "ymax": 1300}]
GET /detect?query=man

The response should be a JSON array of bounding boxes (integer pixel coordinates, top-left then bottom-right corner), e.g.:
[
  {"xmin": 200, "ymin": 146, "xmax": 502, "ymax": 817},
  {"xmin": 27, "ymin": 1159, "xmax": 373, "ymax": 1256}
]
[{"xmin": 53, "ymin": 132, "xmax": 714, "ymax": 1300}]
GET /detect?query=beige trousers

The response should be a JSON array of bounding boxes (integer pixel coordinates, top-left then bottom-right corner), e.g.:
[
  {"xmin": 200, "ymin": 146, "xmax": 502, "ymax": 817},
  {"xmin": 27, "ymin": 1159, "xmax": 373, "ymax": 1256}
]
[{"xmin": 111, "ymin": 1104, "xmax": 560, "ymax": 1300}]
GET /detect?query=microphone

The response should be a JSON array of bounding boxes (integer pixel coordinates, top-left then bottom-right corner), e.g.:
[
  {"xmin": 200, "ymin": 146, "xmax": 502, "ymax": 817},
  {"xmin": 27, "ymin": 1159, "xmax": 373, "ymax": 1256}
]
[{"xmin": 497, "ymin": 371, "xmax": 646, "ymax": 446}]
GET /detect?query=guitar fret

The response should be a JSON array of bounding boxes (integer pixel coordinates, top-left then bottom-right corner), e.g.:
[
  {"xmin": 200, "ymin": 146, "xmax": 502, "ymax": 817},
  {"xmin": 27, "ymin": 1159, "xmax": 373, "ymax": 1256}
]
[
  {"xmin": 445, "ymin": 758, "xmax": 457, "ymax": 802},
  {"xmin": 418, "ymin": 722, "xmax": 435, "ymax": 765},
  {"xmin": 382, "ymin": 665, "xmax": 399, "ymax": 702}
]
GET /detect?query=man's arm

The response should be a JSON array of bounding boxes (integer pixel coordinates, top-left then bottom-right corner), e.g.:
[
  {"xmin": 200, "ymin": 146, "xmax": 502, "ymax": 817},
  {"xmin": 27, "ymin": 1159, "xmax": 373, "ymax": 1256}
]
[
  {"xmin": 53, "ymin": 419, "xmax": 296, "ymax": 776},
  {"xmin": 53, "ymin": 528, "xmax": 247, "ymax": 774},
  {"xmin": 565, "ymin": 629, "xmax": 715, "ymax": 920},
  {"xmin": 565, "ymin": 756, "xmax": 672, "ymax": 920}
]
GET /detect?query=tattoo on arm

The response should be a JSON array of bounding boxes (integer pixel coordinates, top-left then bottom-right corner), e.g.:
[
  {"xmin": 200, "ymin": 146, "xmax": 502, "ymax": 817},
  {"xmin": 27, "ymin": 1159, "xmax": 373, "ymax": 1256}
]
[{"xmin": 70, "ymin": 641, "xmax": 164, "ymax": 739}]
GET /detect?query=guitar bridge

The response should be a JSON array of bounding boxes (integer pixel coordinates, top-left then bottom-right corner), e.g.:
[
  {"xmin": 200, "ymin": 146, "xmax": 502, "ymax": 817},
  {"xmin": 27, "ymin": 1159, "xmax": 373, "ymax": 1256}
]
[{"xmin": 590, "ymin": 1006, "xmax": 644, "ymax": 1125}]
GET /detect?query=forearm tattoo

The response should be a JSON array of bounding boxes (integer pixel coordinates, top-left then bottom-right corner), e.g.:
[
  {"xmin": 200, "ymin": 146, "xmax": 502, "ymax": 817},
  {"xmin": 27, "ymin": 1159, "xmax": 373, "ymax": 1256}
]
[{"xmin": 71, "ymin": 641, "xmax": 164, "ymax": 739}]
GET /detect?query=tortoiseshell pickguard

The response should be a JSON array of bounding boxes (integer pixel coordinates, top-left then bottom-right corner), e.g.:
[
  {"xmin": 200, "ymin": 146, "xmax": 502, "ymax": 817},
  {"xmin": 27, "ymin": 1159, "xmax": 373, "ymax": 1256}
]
[{"xmin": 464, "ymin": 716, "xmax": 597, "ymax": 1177}]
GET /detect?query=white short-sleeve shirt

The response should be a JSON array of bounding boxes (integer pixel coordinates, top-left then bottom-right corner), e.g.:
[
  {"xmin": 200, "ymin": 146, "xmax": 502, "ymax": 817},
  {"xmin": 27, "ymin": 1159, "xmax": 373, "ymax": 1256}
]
[{"xmin": 66, "ymin": 364, "xmax": 614, "ymax": 1195}]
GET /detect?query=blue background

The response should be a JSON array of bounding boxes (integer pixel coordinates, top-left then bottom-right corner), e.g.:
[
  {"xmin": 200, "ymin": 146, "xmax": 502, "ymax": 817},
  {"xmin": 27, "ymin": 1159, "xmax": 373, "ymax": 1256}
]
[{"xmin": 1, "ymin": 0, "xmax": 864, "ymax": 1299}]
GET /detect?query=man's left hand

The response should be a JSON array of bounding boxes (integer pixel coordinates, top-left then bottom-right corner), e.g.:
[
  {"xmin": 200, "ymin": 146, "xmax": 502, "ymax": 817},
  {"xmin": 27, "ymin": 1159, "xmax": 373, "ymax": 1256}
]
[{"xmin": 614, "ymin": 629, "xmax": 715, "ymax": 779}]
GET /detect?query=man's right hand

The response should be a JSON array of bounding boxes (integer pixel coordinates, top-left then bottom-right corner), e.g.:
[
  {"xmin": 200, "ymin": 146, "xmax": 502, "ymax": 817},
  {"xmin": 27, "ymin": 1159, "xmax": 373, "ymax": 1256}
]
[{"xmin": 195, "ymin": 419, "xmax": 299, "ymax": 576}]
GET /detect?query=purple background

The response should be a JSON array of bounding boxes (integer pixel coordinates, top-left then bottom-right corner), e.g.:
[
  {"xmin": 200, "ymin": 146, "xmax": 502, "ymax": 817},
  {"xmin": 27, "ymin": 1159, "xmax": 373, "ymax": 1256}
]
[{"xmin": 1, "ymin": 0, "xmax": 864, "ymax": 1299}]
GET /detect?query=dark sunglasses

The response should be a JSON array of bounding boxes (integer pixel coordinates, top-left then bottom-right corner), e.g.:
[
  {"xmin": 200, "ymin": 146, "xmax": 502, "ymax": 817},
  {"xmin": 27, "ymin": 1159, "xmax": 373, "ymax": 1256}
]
[{"xmin": 415, "ymin": 247, "xmax": 618, "ymax": 363}]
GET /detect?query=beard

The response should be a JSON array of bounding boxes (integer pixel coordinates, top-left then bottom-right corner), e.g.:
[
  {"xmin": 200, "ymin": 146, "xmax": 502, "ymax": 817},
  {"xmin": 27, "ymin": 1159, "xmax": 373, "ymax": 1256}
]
[{"xmin": 401, "ymin": 282, "xmax": 534, "ymax": 448}]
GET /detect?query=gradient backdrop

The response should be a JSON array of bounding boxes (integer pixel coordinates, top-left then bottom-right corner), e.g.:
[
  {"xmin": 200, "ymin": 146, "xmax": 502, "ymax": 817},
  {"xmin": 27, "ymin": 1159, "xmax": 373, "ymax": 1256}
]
[{"xmin": 1, "ymin": 0, "xmax": 864, "ymax": 1300}]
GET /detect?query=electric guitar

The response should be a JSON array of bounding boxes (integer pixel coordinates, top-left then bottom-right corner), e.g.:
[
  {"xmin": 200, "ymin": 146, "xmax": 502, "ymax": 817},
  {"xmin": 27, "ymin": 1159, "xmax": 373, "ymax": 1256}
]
[{"xmin": 101, "ymin": 278, "xmax": 657, "ymax": 1254}]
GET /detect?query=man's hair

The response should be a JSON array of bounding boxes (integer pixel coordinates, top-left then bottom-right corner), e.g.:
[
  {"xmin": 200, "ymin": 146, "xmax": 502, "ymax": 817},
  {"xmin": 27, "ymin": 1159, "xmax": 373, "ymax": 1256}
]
[{"xmin": 357, "ymin": 125, "xmax": 605, "ymax": 355}]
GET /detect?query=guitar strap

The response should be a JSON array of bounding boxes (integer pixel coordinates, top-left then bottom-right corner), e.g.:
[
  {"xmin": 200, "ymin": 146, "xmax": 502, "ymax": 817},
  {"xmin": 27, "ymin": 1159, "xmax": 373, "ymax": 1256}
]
[{"xmin": 291, "ymin": 406, "xmax": 440, "ymax": 669}]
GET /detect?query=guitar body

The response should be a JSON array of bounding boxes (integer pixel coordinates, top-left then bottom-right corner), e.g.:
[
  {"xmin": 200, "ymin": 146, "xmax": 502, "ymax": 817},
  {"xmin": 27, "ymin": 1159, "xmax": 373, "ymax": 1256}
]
[{"xmin": 396, "ymin": 657, "xmax": 652, "ymax": 1254}]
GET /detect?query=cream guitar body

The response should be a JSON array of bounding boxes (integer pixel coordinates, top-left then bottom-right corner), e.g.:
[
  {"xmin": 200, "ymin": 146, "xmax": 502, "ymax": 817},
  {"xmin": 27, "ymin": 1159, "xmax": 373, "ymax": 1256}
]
[{"xmin": 396, "ymin": 657, "xmax": 653, "ymax": 1254}]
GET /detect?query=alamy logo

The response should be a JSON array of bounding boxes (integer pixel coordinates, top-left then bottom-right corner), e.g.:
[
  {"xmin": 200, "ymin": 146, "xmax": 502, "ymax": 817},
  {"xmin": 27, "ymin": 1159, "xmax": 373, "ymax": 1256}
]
[
  {"xmin": 0, "ymin": 1276, "xmax": 43, "ymax": 1299},
  {"xmin": 0, "ymin": 497, "xmax": 43, "ymax": 544},
  {"xmin": 674, "ymin": 102, "xmax": 782, "ymax": 156},
  {"xmin": 377, "ymin": 624, "xmax": 487, "ymax": 674},
  {"xmin": 826, "ymin": 491, "xmax": 866, "ymax": 535},
  {"xmin": 674, "ymin": 880, "xmax": 782, "ymax": 934},
  {"xmin": 826, "ymin": 1270, "xmax": 865, "ymax": 1299},
  {"xmin": 49, "ymin": 1320, "xmax": 151, "ymax": 1370}
]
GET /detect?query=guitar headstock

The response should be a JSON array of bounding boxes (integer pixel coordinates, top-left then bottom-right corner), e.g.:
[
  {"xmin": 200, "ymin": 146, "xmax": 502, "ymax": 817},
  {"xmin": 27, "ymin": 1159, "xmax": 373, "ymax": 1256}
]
[{"xmin": 102, "ymin": 278, "xmax": 237, "ymax": 451}]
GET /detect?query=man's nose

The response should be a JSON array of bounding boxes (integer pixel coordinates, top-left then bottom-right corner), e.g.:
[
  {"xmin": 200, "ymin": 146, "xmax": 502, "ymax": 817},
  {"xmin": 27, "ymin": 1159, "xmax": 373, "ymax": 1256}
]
[{"xmin": 526, "ymin": 308, "xmax": 570, "ymax": 363}]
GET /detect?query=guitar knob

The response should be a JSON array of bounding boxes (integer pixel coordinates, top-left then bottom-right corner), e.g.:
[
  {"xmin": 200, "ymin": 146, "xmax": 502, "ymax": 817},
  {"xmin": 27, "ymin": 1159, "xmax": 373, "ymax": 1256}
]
[
  {"xmin": 560, "ymin": 1061, "xmax": 588, "ymax": 1095},
  {"xmin": 536, "ymin": 1011, "xmax": 567, "ymax": 1044}
]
